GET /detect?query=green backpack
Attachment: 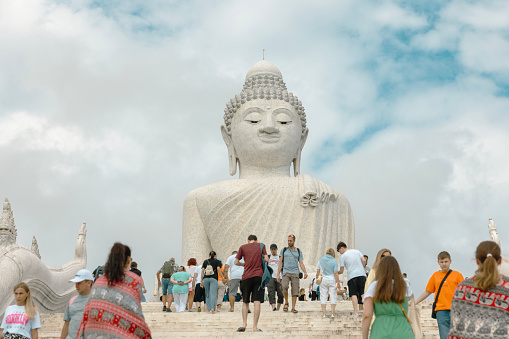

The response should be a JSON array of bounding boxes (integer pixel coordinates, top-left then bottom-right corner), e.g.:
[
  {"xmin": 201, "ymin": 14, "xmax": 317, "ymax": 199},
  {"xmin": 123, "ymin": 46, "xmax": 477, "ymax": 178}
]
[{"xmin": 162, "ymin": 261, "xmax": 174, "ymax": 278}]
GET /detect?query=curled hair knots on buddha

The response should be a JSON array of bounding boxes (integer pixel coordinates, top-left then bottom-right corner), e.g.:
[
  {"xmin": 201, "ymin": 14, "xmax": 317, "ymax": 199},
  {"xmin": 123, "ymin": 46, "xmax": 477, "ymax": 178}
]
[
  {"xmin": 223, "ymin": 73, "xmax": 307, "ymax": 135},
  {"xmin": 474, "ymin": 241, "xmax": 501, "ymax": 291},
  {"xmin": 104, "ymin": 242, "xmax": 131, "ymax": 286}
]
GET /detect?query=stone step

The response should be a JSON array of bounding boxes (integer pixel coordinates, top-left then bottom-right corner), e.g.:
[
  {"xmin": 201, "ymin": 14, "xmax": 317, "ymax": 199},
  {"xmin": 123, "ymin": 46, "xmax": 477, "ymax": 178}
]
[{"xmin": 38, "ymin": 301, "xmax": 439, "ymax": 338}]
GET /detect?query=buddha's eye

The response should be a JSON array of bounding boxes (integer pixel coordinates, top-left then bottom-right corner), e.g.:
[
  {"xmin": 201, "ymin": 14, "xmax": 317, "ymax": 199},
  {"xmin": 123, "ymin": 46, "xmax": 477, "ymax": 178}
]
[
  {"xmin": 276, "ymin": 113, "xmax": 292, "ymax": 125},
  {"xmin": 245, "ymin": 112, "xmax": 262, "ymax": 124}
]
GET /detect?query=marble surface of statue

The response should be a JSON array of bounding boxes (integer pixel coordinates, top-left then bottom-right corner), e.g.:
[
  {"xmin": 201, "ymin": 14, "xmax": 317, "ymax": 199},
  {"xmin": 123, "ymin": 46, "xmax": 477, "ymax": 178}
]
[
  {"xmin": 0, "ymin": 198, "xmax": 87, "ymax": 317},
  {"xmin": 182, "ymin": 61, "xmax": 355, "ymax": 266}
]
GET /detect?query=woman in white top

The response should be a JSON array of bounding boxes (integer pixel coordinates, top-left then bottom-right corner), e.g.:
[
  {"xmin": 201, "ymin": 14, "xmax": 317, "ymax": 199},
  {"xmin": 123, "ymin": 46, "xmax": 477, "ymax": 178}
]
[
  {"xmin": 0, "ymin": 282, "xmax": 41, "ymax": 339},
  {"xmin": 186, "ymin": 257, "xmax": 198, "ymax": 311},
  {"xmin": 316, "ymin": 248, "xmax": 342, "ymax": 318}
]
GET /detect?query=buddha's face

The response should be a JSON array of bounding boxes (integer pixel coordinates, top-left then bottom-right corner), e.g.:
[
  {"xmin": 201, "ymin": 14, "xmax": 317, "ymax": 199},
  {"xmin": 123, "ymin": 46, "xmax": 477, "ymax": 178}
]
[{"xmin": 231, "ymin": 99, "xmax": 304, "ymax": 168}]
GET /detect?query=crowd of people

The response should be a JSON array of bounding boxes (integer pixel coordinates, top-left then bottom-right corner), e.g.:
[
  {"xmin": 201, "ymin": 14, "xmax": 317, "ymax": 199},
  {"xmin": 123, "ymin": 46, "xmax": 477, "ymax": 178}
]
[{"xmin": 1, "ymin": 239, "xmax": 508, "ymax": 338}]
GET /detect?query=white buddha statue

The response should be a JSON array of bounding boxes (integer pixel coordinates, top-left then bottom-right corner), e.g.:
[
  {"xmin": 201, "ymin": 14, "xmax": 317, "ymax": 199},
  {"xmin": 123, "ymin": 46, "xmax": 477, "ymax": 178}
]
[
  {"xmin": 0, "ymin": 198, "xmax": 87, "ymax": 316},
  {"xmin": 182, "ymin": 61, "xmax": 355, "ymax": 266}
]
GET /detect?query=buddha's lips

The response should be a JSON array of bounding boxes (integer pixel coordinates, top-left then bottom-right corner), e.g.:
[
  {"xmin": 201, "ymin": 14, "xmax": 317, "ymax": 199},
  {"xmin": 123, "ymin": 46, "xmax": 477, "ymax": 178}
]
[{"xmin": 258, "ymin": 134, "xmax": 280, "ymax": 142}]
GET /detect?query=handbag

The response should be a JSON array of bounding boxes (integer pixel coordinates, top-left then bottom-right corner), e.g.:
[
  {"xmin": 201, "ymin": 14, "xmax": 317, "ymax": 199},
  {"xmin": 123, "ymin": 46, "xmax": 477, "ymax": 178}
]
[
  {"xmin": 432, "ymin": 270, "xmax": 452, "ymax": 319},
  {"xmin": 316, "ymin": 274, "xmax": 323, "ymax": 285}
]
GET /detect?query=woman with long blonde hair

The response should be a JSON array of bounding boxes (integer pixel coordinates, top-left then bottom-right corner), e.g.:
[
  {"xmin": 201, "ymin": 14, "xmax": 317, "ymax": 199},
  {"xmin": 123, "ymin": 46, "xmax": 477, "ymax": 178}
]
[
  {"xmin": 449, "ymin": 241, "xmax": 509, "ymax": 338},
  {"xmin": 0, "ymin": 283, "xmax": 41, "ymax": 339},
  {"xmin": 362, "ymin": 256, "xmax": 414, "ymax": 339},
  {"xmin": 364, "ymin": 248, "xmax": 392, "ymax": 293}
]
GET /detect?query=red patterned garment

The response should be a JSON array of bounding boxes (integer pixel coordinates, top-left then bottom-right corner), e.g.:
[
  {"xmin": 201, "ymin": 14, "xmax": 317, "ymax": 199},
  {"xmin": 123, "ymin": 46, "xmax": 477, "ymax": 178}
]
[
  {"xmin": 448, "ymin": 274, "xmax": 509, "ymax": 339},
  {"xmin": 77, "ymin": 270, "xmax": 152, "ymax": 339}
]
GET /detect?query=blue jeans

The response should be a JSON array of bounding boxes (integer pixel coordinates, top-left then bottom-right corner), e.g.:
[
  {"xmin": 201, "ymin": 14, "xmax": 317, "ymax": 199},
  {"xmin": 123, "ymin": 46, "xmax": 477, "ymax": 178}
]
[
  {"xmin": 436, "ymin": 310, "xmax": 451, "ymax": 339},
  {"xmin": 203, "ymin": 278, "xmax": 218, "ymax": 311}
]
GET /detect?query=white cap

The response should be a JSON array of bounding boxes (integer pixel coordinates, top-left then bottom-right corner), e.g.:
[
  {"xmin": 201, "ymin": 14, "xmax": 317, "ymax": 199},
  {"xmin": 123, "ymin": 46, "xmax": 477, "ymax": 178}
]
[{"xmin": 70, "ymin": 269, "xmax": 94, "ymax": 282}]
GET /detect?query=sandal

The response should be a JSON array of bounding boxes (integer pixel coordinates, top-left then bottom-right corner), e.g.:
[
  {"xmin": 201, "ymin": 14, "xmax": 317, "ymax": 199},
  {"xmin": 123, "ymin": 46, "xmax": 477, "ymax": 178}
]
[
  {"xmin": 236, "ymin": 327, "xmax": 246, "ymax": 332},
  {"xmin": 283, "ymin": 304, "xmax": 289, "ymax": 312},
  {"xmin": 291, "ymin": 309, "xmax": 298, "ymax": 313}
]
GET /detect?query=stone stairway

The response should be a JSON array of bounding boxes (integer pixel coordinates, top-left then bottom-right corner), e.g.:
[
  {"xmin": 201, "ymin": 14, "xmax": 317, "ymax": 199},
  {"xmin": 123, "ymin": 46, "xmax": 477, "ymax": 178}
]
[{"xmin": 39, "ymin": 300, "xmax": 439, "ymax": 338}]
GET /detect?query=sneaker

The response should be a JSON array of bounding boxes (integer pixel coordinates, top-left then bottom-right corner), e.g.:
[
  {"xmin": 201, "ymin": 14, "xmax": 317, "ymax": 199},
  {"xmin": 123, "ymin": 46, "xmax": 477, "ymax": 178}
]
[
  {"xmin": 273, "ymin": 307, "xmax": 277, "ymax": 311},
  {"xmin": 166, "ymin": 308, "xmax": 172, "ymax": 312},
  {"xmin": 162, "ymin": 306, "xmax": 167, "ymax": 312},
  {"xmin": 198, "ymin": 307, "xmax": 201, "ymax": 312}
]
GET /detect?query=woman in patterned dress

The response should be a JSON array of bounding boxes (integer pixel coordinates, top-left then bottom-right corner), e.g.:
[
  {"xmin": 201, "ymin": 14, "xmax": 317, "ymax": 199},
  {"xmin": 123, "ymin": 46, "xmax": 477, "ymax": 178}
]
[
  {"xmin": 77, "ymin": 243, "xmax": 151, "ymax": 339},
  {"xmin": 448, "ymin": 241, "xmax": 509, "ymax": 339}
]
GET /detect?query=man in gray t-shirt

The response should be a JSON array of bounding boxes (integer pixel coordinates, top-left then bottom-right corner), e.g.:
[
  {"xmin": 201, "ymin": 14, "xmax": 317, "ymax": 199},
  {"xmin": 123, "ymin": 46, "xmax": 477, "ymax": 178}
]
[
  {"xmin": 277, "ymin": 235, "xmax": 308, "ymax": 313},
  {"xmin": 61, "ymin": 269, "xmax": 94, "ymax": 339}
]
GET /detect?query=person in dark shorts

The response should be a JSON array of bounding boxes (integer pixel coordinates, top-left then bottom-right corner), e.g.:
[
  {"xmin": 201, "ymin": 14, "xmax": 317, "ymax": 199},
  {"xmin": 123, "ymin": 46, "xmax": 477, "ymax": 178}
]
[
  {"xmin": 234, "ymin": 234, "xmax": 269, "ymax": 333},
  {"xmin": 192, "ymin": 263, "xmax": 206, "ymax": 311},
  {"xmin": 337, "ymin": 241, "xmax": 366, "ymax": 318}
]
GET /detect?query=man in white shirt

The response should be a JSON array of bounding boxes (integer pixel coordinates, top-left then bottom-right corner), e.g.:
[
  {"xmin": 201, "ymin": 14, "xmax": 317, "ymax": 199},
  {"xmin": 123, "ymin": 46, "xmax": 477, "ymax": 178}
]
[
  {"xmin": 225, "ymin": 250, "xmax": 244, "ymax": 312},
  {"xmin": 267, "ymin": 244, "xmax": 284, "ymax": 311},
  {"xmin": 337, "ymin": 241, "xmax": 366, "ymax": 318}
]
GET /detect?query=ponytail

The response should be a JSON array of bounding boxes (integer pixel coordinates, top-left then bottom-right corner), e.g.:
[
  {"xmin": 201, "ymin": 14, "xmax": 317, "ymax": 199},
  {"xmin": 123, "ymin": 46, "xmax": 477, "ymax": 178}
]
[
  {"xmin": 13, "ymin": 283, "xmax": 38, "ymax": 319},
  {"xmin": 473, "ymin": 241, "xmax": 501, "ymax": 291},
  {"xmin": 209, "ymin": 251, "xmax": 216, "ymax": 259},
  {"xmin": 104, "ymin": 242, "xmax": 131, "ymax": 286}
]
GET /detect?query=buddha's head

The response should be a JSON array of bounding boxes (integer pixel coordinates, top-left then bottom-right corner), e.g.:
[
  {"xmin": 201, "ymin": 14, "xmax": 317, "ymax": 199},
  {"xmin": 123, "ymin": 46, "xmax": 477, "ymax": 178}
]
[{"xmin": 222, "ymin": 60, "xmax": 309, "ymax": 176}]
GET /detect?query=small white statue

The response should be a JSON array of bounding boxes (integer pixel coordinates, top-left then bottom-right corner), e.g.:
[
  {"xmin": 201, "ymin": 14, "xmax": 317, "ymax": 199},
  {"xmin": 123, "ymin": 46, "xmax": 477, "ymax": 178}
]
[
  {"xmin": 487, "ymin": 218, "xmax": 509, "ymax": 276},
  {"xmin": 0, "ymin": 198, "xmax": 87, "ymax": 316},
  {"xmin": 181, "ymin": 61, "xmax": 355, "ymax": 265},
  {"xmin": 488, "ymin": 217, "xmax": 500, "ymax": 245}
]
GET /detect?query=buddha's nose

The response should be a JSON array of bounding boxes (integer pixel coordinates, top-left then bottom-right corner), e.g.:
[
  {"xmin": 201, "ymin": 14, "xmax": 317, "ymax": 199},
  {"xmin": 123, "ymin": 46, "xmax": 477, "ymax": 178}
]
[{"xmin": 259, "ymin": 119, "xmax": 279, "ymax": 134}]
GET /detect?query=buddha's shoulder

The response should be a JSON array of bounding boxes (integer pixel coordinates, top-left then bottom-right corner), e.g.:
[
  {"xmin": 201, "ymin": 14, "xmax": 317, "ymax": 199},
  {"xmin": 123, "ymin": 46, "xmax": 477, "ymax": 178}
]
[{"xmin": 184, "ymin": 179, "xmax": 266, "ymax": 203}]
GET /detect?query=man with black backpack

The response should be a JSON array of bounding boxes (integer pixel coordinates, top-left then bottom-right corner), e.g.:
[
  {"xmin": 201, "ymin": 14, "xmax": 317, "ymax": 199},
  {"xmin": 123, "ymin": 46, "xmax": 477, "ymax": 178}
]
[
  {"xmin": 157, "ymin": 257, "xmax": 178, "ymax": 312},
  {"xmin": 277, "ymin": 234, "xmax": 308, "ymax": 314},
  {"xmin": 234, "ymin": 235, "xmax": 269, "ymax": 333}
]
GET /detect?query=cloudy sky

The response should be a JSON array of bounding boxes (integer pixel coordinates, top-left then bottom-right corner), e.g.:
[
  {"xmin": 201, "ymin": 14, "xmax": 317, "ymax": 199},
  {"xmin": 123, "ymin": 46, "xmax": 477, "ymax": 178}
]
[{"xmin": 1, "ymin": 0, "xmax": 508, "ymax": 298}]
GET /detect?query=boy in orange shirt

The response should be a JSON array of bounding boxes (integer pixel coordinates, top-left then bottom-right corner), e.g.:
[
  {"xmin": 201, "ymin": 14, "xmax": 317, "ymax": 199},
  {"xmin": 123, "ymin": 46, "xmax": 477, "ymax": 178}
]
[{"xmin": 415, "ymin": 251, "xmax": 464, "ymax": 339}]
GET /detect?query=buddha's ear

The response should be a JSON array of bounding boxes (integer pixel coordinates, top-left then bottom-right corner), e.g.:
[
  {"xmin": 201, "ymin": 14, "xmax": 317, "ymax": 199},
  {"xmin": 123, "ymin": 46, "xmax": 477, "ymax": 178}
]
[
  {"xmin": 293, "ymin": 128, "xmax": 308, "ymax": 176},
  {"xmin": 221, "ymin": 124, "xmax": 238, "ymax": 176}
]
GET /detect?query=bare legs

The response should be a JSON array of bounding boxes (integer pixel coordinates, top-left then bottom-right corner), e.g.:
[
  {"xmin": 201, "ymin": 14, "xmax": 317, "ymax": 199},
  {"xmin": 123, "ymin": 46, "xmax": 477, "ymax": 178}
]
[
  {"xmin": 241, "ymin": 301, "xmax": 261, "ymax": 331},
  {"xmin": 352, "ymin": 295, "xmax": 360, "ymax": 317},
  {"xmin": 229, "ymin": 295, "xmax": 235, "ymax": 311}
]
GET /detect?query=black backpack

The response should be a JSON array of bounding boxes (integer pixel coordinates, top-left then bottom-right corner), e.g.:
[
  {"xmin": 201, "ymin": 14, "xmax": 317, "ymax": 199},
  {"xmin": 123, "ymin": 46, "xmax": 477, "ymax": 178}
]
[{"xmin": 93, "ymin": 265, "xmax": 103, "ymax": 282}]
